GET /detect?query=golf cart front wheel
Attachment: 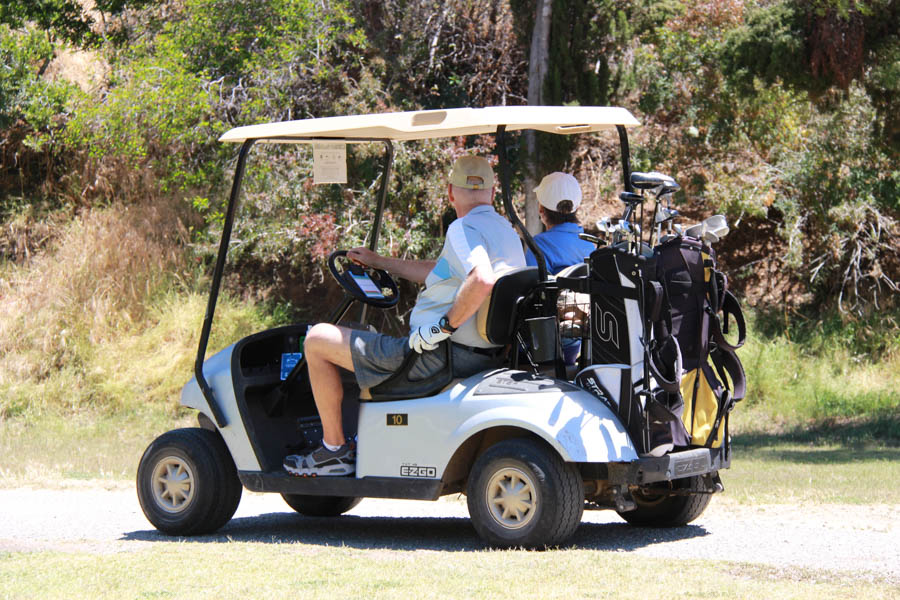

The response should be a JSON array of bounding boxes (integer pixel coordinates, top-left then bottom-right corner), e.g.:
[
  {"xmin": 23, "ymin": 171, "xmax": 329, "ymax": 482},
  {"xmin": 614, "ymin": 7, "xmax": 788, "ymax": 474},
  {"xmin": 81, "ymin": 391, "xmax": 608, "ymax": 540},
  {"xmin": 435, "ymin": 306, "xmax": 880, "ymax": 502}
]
[
  {"xmin": 281, "ymin": 494, "xmax": 362, "ymax": 517},
  {"xmin": 137, "ymin": 427, "xmax": 242, "ymax": 536},
  {"xmin": 618, "ymin": 474, "xmax": 713, "ymax": 527},
  {"xmin": 467, "ymin": 438, "xmax": 583, "ymax": 548}
]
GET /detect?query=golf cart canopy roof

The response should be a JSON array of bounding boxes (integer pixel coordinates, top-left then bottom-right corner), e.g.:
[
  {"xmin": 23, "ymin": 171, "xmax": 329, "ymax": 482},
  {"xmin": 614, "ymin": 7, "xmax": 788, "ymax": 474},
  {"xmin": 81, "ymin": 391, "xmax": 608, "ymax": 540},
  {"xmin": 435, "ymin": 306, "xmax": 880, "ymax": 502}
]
[{"xmin": 219, "ymin": 106, "xmax": 640, "ymax": 144}]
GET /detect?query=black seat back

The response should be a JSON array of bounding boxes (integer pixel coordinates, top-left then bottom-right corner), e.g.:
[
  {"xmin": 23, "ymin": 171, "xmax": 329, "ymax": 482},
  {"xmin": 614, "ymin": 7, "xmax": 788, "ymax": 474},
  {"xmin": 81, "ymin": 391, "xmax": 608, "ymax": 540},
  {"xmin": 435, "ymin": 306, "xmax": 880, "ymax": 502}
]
[{"xmin": 477, "ymin": 266, "xmax": 540, "ymax": 345}]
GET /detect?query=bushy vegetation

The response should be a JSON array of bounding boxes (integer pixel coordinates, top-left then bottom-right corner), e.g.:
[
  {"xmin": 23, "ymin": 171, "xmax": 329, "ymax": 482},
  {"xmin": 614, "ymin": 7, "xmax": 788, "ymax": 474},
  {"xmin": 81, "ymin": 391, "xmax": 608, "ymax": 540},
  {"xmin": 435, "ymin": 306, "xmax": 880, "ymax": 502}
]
[{"xmin": 0, "ymin": 0, "xmax": 897, "ymax": 433}]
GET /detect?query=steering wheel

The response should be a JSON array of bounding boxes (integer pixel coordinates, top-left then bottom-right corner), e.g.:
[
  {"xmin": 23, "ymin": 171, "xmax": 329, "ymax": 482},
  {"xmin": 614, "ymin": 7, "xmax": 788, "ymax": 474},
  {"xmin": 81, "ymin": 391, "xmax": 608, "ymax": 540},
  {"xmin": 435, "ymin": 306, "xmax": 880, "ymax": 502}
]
[{"xmin": 327, "ymin": 250, "xmax": 400, "ymax": 309}]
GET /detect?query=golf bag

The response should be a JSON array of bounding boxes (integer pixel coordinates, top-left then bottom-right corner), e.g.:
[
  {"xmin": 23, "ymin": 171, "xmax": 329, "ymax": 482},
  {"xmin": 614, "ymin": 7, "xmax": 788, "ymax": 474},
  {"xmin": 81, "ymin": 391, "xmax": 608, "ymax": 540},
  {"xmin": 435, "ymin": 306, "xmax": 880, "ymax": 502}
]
[
  {"xmin": 562, "ymin": 245, "xmax": 662, "ymax": 452},
  {"xmin": 653, "ymin": 235, "xmax": 747, "ymax": 448}
]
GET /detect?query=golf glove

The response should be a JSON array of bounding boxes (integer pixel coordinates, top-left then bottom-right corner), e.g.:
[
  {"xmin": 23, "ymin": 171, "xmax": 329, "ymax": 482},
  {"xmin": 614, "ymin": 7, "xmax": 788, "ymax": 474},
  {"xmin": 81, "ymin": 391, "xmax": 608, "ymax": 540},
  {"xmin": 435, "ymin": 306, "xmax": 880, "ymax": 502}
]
[{"xmin": 409, "ymin": 322, "xmax": 450, "ymax": 354}]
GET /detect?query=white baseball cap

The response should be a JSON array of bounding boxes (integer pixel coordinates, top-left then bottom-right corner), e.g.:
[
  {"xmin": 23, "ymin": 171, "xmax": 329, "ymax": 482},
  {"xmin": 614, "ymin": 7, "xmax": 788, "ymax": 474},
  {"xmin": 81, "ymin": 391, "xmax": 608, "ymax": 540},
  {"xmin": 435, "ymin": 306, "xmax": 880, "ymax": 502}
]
[{"xmin": 534, "ymin": 172, "xmax": 582, "ymax": 213}]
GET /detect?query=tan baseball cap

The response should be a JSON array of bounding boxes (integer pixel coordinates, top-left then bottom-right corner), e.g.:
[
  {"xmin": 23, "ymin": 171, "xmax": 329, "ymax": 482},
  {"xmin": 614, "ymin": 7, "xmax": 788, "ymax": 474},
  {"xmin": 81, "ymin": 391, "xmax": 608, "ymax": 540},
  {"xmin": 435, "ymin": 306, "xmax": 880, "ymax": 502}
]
[
  {"xmin": 535, "ymin": 172, "xmax": 582, "ymax": 213},
  {"xmin": 448, "ymin": 156, "xmax": 495, "ymax": 190}
]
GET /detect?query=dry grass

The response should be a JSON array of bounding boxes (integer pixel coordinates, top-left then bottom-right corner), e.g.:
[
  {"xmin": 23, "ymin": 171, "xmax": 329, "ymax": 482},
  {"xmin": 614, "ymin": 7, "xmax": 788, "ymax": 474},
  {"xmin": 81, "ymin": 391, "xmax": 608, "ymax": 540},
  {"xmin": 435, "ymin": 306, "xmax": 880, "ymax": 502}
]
[{"xmin": 0, "ymin": 199, "xmax": 269, "ymax": 418}]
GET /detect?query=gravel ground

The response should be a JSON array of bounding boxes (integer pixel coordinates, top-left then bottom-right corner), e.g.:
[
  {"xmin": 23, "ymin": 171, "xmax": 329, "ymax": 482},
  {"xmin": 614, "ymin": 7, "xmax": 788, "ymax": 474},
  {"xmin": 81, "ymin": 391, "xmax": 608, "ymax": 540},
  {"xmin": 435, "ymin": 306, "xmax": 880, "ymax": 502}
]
[{"xmin": 0, "ymin": 483, "xmax": 897, "ymax": 584}]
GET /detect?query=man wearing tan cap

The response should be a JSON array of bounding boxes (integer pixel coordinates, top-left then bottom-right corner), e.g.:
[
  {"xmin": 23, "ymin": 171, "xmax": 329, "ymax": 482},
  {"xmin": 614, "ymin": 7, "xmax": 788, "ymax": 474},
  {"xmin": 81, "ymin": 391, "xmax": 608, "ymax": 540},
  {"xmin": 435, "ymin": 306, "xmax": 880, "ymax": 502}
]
[{"xmin": 284, "ymin": 155, "xmax": 525, "ymax": 476}]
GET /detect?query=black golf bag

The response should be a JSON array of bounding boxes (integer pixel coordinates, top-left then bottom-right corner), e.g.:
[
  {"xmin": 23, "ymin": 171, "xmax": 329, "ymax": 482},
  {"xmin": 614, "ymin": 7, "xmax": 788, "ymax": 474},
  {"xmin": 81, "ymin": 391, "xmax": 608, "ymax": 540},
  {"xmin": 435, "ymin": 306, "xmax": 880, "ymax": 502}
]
[
  {"xmin": 562, "ymin": 235, "xmax": 747, "ymax": 454},
  {"xmin": 653, "ymin": 235, "xmax": 746, "ymax": 448}
]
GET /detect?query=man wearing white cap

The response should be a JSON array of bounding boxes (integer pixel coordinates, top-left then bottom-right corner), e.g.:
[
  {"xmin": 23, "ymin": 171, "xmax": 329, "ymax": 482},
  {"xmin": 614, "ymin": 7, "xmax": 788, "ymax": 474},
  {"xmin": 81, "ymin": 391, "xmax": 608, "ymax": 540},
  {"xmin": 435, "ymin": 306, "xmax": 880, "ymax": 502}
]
[
  {"xmin": 284, "ymin": 155, "xmax": 525, "ymax": 477},
  {"xmin": 525, "ymin": 171, "xmax": 595, "ymax": 274}
]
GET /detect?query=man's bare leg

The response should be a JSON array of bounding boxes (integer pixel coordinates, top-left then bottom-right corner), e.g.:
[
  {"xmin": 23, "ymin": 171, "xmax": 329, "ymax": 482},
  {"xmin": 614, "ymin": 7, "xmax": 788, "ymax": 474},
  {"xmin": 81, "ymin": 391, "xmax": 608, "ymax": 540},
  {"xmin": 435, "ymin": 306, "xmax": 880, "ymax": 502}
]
[{"xmin": 304, "ymin": 323, "xmax": 355, "ymax": 447}]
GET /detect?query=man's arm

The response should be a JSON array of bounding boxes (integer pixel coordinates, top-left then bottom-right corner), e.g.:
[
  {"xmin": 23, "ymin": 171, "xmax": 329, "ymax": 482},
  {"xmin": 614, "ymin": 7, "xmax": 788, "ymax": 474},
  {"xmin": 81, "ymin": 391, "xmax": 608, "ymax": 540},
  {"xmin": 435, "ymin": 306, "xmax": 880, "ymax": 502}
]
[
  {"xmin": 408, "ymin": 262, "xmax": 496, "ymax": 353},
  {"xmin": 444, "ymin": 263, "xmax": 495, "ymax": 329},
  {"xmin": 347, "ymin": 247, "xmax": 435, "ymax": 284}
]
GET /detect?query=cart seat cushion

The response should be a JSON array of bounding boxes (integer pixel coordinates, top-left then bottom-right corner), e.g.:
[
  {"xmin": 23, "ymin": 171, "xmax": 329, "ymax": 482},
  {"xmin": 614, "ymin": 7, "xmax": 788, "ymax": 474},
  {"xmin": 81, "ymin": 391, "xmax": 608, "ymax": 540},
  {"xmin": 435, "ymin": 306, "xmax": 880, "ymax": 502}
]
[
  {"xmin": 360, "ymin": 378, "xmax": 462, "ymax": 401},
  {"xmin": 476, "ymin": 266, "xmax": 540, "ymax": 345}
]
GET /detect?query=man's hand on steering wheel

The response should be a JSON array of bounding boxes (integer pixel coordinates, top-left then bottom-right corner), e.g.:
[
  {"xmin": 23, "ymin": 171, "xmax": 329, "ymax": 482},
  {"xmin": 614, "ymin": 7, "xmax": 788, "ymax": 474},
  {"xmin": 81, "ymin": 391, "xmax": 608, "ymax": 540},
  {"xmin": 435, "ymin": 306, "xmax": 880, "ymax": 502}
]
[
  {"xmin": 346, "ymin": 247, "xmax": 383, "ymax": 269},
  {"xmin": 327, "ymin": 249, "xmax": 400, "ymax": 309}
]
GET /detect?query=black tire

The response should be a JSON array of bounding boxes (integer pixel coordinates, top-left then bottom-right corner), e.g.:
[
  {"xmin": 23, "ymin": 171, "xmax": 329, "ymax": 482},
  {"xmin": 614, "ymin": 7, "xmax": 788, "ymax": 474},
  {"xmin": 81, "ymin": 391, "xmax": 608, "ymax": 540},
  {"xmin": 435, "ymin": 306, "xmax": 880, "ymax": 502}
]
[
  {"xmin": 137, "ymin": 427, "xmax": 242, "ymax": 536},
  {"xmin": 618, "ymin": 474, "xmax": 712, "ymax": 527},
  {"xmin": 281, "ymin": 494, "xmax": 362, "ymax": 517},
  {"xmin": 466, "ymin": 438, "xmax": 583, "ymax": 548}
]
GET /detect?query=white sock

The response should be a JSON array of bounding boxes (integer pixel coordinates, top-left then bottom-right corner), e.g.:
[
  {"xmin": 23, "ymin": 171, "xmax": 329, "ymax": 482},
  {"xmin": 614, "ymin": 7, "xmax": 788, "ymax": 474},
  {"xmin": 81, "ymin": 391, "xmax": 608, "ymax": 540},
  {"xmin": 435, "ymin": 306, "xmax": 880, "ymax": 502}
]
[{"xmin": 322, "ymin": 440, "xmax": 341, "ymax": 452}]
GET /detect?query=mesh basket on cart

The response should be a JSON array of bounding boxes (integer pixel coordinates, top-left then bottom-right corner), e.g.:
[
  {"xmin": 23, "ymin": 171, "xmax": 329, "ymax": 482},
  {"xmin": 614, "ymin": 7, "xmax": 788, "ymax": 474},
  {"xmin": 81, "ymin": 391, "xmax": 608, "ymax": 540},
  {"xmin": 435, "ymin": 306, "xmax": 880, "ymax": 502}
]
[{"xmin": 557, "ymin": 289, "xmax": 590, "ymax": 366}]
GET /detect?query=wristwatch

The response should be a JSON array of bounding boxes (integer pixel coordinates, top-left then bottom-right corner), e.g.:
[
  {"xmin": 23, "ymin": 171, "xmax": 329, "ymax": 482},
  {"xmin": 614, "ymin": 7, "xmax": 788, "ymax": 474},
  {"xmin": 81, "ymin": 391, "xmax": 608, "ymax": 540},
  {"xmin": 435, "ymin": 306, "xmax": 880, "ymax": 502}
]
[{"xmin": 438, "ymin": 315, "xmax": 457, "ymax": 333}]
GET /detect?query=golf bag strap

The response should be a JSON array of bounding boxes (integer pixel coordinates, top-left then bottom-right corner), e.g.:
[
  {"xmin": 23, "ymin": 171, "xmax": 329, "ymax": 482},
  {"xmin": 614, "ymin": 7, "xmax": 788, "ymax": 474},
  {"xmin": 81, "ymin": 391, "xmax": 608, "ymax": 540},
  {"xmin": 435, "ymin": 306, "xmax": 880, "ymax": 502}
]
[
  {"xmin": 556, "ymin": 275, "xmax": 589, "ymax": 293},
  {"xmin": 709, "ymin": 291, "xmax": 746, "ymax": 351},
  {"xmin": 711, "ymin": 346, "xmax": 746, "ymax": 401},
  {"xmin": 645, "ymin": 280, "xmax": 664, "ymax": 322},
  {"xmin": 647, "ymin": 337, "xmax": 682, "ymax": 394},
  {"xmin": 704, "ymin": 388, "xmax": 732, "ymax": 448}
]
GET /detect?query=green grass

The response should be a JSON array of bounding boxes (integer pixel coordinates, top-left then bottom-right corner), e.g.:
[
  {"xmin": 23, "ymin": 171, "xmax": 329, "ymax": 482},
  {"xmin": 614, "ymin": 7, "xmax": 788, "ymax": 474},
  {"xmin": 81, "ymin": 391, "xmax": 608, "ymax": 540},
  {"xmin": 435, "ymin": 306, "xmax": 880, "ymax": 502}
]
[
  {"xmin": 738, "ymin": 309, "xmax": 900, "ymax": 432},
  {"xmin": 0, "ymin": 406, "xmax": 193, "ymax": 487},
  {"xmin": 2, "ymin": 403, "xmax": 898, "ymax": 507},
  {"xmin": 1, "ymin": 544, "xmax": 897, "ymax": 599},
  {"xmin": 725, "ymin": 439, "xmax": 900, "ymax": 504}
]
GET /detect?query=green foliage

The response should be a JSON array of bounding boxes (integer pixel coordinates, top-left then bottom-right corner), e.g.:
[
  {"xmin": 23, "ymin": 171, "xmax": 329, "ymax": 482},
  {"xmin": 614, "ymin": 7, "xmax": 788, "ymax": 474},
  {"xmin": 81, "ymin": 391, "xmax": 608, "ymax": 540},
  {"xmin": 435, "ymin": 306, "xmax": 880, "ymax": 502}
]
[
  {"xmin": 158, "ymin": 0, "xmax": 366, "ymax": 121},
  {"xmin": 720, "ymin": 1, "xmax": 817, "ymax": 96},
  {"xmin": 0, "ymin": 25, "xmax": 81, "ymax": 213},
  {"xmin": 0, "ymin": 25, "xmax": 78, "ymax": 132},
  {"xmin": 0, "ymin": 0, "xmax": 158, "ymax": 48},
  {"xmin": 614, "ymin": 1, "xmax": 898, "ymax": 311},
  {"xmin": 60, "ymin": 0, "xmax": 367, "ymax": 202},
  {"xmin": 63, "ymin": 44, "xmax": 223, "ymax": 193},
  {"xmin": 739, "ymin": 308, "xmax": 900, "ymax": 432}
]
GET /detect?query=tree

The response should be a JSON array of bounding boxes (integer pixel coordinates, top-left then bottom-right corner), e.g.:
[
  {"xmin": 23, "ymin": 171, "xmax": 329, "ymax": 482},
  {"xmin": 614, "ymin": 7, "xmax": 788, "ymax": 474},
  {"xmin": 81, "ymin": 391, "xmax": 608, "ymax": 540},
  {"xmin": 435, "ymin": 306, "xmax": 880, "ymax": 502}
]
[
  {"xmin": 721, "ymin": 0, "xmax": 900, "ymax": 151},
  {"xmin": 0, "ymin": 0, "xmax": 157, "ymax": 74},
  {"xmin": 522, "ymin": 0, "xmax": 553, "ymax": 235}
]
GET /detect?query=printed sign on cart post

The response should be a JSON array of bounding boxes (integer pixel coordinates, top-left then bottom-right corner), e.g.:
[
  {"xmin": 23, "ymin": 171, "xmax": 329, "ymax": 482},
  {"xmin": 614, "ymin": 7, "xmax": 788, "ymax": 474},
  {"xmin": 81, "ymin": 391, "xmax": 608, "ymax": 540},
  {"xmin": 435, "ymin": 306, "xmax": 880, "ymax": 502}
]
[{"xmin": 313, "ymin": 143, "xmax": 347, "ymax": 184}]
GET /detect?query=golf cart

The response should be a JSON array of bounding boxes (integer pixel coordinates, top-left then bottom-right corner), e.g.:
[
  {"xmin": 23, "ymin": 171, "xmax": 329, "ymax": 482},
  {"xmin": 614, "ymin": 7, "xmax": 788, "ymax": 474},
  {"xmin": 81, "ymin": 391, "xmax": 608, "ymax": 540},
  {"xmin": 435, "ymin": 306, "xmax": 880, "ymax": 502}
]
[{"xmin": 137, "ymin": 106, "xmax": 737, "ymax": 548}]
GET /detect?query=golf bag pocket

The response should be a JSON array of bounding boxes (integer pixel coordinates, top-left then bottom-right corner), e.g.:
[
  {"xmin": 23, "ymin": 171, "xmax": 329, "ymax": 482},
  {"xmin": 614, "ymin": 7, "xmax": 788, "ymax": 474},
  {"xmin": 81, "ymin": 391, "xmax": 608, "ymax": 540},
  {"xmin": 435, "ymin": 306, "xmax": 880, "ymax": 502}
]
[
  {"xmin": 646, "ymin": 388, "xmax": 690, "ymax": 450},
  {"xmin": 680, "ymin": 364, "xmax": 727, "ymax": 447}
]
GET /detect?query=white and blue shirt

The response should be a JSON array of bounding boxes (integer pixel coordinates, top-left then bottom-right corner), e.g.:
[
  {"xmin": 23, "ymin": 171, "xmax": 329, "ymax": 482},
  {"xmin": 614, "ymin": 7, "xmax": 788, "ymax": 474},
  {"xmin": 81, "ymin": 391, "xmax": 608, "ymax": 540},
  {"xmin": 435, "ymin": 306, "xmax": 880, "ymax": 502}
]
[{"xmin": 410, "ymin": 205, "xmax": 526, "ymax": 348}]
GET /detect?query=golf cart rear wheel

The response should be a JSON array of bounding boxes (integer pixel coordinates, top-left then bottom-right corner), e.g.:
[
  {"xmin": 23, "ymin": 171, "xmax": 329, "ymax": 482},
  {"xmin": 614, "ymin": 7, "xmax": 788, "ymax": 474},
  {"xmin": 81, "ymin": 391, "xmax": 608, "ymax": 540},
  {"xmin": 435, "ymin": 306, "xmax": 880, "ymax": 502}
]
[
  {"xmin": 137, "ymin": 427, "xmax": 242, "ymax": 536},
  {"xmin": 467, "ymin": 438, "xmax": 583, "ymax": 548},
  {"xmin": 618, "ymin": 474, "xmax": 712, "ymax": 527},
  {"xmin": 281, "ymin": 494, "xmax": 362, "ymax": 517}
]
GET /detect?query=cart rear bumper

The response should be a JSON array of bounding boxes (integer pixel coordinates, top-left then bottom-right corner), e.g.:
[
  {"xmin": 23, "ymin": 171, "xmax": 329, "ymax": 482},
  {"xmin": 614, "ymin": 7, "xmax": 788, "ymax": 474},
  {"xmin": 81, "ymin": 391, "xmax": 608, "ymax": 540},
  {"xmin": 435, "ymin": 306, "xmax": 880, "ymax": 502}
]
[{"xmin": 607, "ymin": 447, "xmax": 730, "ymax": 485}]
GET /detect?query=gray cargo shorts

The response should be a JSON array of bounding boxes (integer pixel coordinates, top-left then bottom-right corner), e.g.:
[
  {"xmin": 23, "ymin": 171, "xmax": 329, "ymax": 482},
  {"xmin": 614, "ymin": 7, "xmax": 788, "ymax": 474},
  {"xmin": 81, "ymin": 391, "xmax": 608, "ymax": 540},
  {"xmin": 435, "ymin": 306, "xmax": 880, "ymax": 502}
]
[{"xmin": 348, "ymin": 329, "xmax": 502, "ymax": 390}]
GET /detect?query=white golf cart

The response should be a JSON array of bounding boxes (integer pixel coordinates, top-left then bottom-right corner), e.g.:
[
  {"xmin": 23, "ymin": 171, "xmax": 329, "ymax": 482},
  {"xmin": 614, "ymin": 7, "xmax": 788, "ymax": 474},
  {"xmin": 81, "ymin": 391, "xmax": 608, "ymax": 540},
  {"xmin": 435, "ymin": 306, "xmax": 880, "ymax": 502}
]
[{"xmin": 137, "ymin": 106, "xmax": 732, "ymax": 548}]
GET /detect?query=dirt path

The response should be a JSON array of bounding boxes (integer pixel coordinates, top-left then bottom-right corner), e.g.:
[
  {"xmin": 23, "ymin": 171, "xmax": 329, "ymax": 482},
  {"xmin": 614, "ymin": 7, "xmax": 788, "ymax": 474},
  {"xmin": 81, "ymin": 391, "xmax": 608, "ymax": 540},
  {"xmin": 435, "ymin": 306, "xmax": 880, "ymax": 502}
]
[{"xmin": 0, "ymin": 483, "xmax": 897, "ymax": 583}]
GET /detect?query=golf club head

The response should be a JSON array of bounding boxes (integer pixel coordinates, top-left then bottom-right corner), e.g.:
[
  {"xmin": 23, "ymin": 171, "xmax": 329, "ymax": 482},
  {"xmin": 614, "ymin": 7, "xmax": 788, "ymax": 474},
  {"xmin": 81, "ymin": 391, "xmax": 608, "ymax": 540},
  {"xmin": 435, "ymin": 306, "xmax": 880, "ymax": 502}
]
[
  {"xmin": 630, "ymin": 171, "xmax": 678, "ymax": 191},
  {"xmin": 654, "ymin": 207, "xmax": 679, "ymax": 224},
  {"xmin": 596, "ymin": 217, "xmax": 613, "ymax": 233},
  {"xmin": 619, "ymin": 191, "xmax": 643, "ymax": 206},
  {"xmin": 685, "ymin": 214, "xmax": 729, "ymax": 241}
]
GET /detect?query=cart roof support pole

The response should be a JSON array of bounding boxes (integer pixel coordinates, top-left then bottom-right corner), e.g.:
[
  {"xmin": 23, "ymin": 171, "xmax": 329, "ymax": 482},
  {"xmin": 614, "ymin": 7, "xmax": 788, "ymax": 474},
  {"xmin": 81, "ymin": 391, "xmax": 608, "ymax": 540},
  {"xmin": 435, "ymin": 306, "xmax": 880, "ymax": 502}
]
[
  {"xmin": 496, "ymin": 126, "xmax": 548, "ymax": 283},
  {"xmin": 617, "ymin": 125, "xmax": 633, "ymax": 193},
  {"xmin": 359, "ymin": 140, "xmax": 394, "ymax": 324},
  {"xmin": 369, "ymin": 141, "xmax": 394, "ymax": 252},
  {"xmin": 195, "ymin": 139, "xmax": 255, "ymax": 427}
]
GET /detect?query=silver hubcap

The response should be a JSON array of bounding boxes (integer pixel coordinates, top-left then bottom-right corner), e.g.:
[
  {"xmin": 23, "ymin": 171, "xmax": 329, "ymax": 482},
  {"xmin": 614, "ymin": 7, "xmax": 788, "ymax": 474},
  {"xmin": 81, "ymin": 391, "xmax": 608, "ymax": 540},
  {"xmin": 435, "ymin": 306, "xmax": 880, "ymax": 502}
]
[
  {"xmin": 485, "ymin": 466, "xmax": 537, "ymax": 529},
  {"xmin": 151, "ymin": 456, "xmax": 195, "ymax": 513}
]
